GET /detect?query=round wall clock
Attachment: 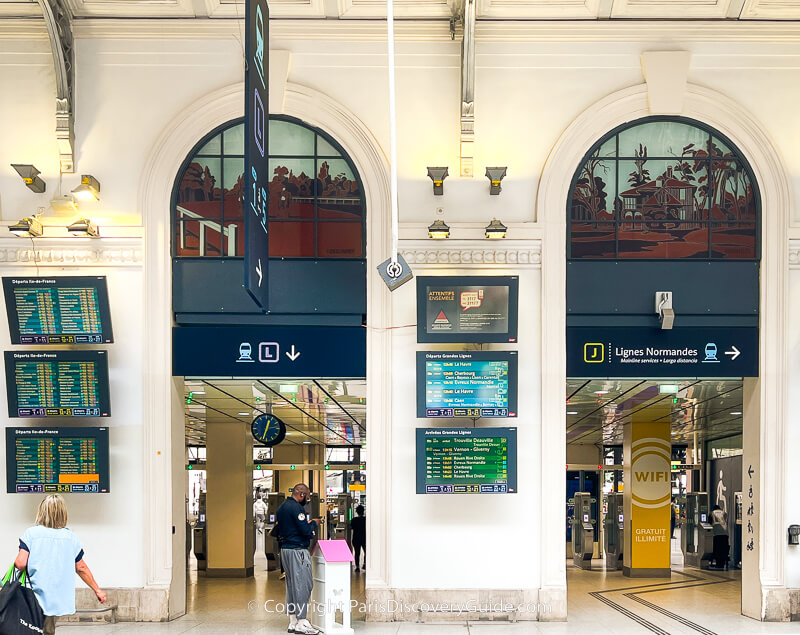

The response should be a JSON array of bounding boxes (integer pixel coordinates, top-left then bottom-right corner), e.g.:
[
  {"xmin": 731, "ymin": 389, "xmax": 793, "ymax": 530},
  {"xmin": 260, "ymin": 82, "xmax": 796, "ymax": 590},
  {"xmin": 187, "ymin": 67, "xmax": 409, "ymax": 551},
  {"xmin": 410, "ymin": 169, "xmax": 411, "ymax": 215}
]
[{"xmin": 251, "ymin": 413, "xmax": 287, "ymax": 447}]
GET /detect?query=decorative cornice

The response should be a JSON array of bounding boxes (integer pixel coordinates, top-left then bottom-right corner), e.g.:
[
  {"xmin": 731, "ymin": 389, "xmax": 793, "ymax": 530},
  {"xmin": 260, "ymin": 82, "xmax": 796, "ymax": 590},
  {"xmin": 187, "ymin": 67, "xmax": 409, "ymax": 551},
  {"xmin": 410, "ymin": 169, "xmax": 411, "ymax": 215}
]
[
  {"xmin": 0, "ymin": 237, "xmax": 143, "ymax": 268},
  {"xmin": 400, "ymin": 239, "xmax": 541, "ymax": 266}
]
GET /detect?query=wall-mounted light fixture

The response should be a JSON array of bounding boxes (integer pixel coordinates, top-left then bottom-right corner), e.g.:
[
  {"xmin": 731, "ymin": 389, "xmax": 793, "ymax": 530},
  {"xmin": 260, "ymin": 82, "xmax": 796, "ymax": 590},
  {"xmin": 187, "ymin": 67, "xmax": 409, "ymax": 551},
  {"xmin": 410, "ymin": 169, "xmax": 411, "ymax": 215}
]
[
  {"xmin": 427, "ymin": 167, "xmax": 449, "ymax": 195},
  {"xmin": 71, "ymin": 174, "xmax": 101, "ymax": 201},
  {"xmin": 11, "ymin": 164, "xmax": 46, "ymax": 193},
  {"xmin": 485, "ymin": 218, "xmax": 507, "ymax": 239},
  {"xmin": 67, "ymin": 218, "xmax": 99, "ymax": 238},
  {"xmin": 485, "ymin": 166, "xmax": 507, "ymax": 195},
  {"xmin": 427, "ymin": 219, "xmax": 450, "ymax": 239},
  {"xmin": 9, "ymin": 216, "xmax": 43, "ymax": 238}
]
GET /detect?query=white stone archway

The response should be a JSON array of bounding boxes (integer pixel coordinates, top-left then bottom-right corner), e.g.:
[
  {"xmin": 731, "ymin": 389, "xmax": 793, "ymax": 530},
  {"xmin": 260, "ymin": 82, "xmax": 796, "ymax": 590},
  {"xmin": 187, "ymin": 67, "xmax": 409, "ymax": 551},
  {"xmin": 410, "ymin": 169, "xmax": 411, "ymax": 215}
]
[
  {"xmin": 537, "ymin": 83, "xmax": 791, "ymax": 621},
  {"xmin": 138, "ymin": 79, "xmax": 392, "ymax": 619}
]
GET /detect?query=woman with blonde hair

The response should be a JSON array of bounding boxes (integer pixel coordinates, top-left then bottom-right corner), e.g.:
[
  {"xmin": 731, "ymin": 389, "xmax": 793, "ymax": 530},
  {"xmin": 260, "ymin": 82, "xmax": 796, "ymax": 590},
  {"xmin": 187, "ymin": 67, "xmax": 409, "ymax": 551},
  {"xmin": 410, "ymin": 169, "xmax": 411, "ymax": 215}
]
[{"xmin": 13, "ymin": 495, "xmax": 106, "ymax": 634}]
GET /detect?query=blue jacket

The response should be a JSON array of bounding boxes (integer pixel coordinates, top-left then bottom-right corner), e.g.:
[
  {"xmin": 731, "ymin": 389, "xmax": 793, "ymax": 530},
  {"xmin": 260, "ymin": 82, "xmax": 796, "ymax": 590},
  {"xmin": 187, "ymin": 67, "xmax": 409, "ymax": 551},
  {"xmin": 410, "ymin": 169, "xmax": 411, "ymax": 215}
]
[{"xmin": 276, "ymin": 497, "xmax": 317, "ymax": 549}]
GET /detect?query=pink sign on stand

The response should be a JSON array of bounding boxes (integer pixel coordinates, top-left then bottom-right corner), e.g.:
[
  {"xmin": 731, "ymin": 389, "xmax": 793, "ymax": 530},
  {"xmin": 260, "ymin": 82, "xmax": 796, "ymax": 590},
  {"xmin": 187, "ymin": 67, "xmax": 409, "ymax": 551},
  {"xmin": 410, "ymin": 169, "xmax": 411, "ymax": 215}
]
[{"xmin": 313, "ymin": 539, "xmax": 355, "ymax": 562}]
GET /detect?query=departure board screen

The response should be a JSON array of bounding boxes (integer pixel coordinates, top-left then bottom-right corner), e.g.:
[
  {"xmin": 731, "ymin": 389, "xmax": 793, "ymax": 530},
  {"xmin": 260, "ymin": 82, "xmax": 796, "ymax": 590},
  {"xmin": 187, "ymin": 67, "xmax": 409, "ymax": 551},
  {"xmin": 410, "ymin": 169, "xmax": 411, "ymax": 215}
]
[
  {"xmin": 3, "ymin": 277, "xmax": 113, "ymax": 344},
  {"xmin": 416, "ymin": 427, "xmax": 517, "ymax": 494},
  {"xmin": 416, "ymin": 351, "xmax": 517, "ymax": 418},
  {"xmin": 4, "ymin": 351, "xmax": 111, "ymax": 418},
  {"xmin": 6, "ymin": 427, "xmax": 110, "ymax": 493},
  {"xmin": 417, "ymin": 276, "xmax": 519, "ymax": 343}
]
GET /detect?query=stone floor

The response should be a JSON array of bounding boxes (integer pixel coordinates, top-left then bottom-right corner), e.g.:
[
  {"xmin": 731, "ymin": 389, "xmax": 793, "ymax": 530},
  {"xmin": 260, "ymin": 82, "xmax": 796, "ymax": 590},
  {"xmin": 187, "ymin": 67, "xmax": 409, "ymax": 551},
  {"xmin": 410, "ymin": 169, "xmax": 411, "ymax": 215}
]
[{"xmin": 55, "ymin": 555, "xmax": 800, "ymax": 635}]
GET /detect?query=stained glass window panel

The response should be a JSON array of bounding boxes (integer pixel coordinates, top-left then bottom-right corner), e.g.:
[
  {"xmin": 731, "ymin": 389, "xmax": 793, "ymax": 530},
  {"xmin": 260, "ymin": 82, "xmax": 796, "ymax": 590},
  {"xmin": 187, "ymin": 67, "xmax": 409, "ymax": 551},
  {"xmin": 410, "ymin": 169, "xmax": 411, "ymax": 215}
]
[{"xmin": 269, "ymin": 119, "xmax": 315, "ymax": 156}]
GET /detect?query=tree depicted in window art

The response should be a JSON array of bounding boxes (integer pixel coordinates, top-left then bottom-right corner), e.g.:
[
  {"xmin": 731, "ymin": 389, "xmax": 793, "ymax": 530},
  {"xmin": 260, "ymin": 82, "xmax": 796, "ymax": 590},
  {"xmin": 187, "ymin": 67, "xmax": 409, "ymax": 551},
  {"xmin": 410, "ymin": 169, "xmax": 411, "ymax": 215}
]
[{"xmin": 569, "ymin": 120, "xmax": 757, "ymax": 260}]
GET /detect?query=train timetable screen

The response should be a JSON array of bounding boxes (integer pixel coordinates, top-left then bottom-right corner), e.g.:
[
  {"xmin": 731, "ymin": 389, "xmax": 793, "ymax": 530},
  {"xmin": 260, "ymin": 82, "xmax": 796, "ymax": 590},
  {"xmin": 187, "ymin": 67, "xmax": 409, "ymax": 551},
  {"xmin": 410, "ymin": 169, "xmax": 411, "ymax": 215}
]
[
  {"xmin": 4, "ymin": 351, "xmax": 111, "ymax": 418},
  {"xmin": 6, "ymin": 427, "xmax": 110, "ymax": 493},
  {"xmin": 416, "ymin": 427, "xmax": 517, "ymax": 494},
  {"xmin": 3, "ymin": 276, "xmax": 114, "ymax": 344},
  {"xmin": 416, "ymin": 350, "xmax": 518, "ymax": 418}
]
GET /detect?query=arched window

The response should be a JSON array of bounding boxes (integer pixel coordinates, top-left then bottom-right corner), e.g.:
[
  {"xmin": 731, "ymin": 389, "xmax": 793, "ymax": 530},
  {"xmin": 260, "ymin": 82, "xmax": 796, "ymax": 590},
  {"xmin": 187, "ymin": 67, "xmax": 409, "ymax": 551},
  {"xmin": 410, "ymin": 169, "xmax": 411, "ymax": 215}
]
[
  {"xmin": 173, "ymin": 116, "xmax": 365, "ymax": 259},
  {"xmin": 568, "ymin": 117, "xmax": 759, "ymax": 260}
]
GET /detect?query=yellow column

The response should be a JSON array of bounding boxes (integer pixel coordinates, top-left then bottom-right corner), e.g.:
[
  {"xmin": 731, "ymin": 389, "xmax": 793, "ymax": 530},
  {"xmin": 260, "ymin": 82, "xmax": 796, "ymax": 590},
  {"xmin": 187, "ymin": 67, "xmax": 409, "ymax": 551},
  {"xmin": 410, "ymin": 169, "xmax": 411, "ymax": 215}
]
[
  {"xmin": 623, "ymin": 408, "xmax": 671, "ymax": 578},
  {"xmin": 206, "ymin": 421, "xmax": 254, "ymax": 577}
]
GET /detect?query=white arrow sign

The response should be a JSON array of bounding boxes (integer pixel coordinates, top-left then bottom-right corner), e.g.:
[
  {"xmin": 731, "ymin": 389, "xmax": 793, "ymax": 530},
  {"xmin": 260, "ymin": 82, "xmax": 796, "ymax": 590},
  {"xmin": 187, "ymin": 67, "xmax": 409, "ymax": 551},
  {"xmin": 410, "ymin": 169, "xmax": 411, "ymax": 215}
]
[
  {"xmin": 286, "ymin": 345, "xmax": 301, "ymax": 361},
  {"xmin": 255, "ymin": 259, "xmax": 263, "ymax": 287},
  {"xmin": 724, "ymin": 346, "xmax": 741, "ymax": 361}
]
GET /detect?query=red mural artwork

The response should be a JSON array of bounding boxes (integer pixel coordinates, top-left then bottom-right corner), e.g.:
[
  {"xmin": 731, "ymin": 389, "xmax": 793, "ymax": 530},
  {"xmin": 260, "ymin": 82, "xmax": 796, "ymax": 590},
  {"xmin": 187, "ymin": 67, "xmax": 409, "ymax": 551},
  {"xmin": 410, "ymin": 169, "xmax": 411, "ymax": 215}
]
[
  {"xmin": 176, "ymin": 159, "xmax": 363, "ymax": 259},
  {"xmin": 570, "ymin": 136, "xmax": 757, "ymax": 260}
]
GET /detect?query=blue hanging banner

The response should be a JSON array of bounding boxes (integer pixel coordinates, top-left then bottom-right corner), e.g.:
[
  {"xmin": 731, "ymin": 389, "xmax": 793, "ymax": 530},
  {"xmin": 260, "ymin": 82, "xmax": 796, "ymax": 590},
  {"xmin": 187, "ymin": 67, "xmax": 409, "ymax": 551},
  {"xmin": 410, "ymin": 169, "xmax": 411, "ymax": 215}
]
[{"xmin": 244, "ymin": 0, "xmax": 270, "ymax": 310}]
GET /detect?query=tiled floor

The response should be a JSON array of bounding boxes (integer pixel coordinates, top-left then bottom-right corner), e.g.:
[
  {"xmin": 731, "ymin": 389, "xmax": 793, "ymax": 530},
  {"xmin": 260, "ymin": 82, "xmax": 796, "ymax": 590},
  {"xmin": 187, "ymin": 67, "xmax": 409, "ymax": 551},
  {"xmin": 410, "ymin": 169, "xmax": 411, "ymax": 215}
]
[{"xmin": 55, "ymin": 554, "xmax": 800, "ymax": 634}]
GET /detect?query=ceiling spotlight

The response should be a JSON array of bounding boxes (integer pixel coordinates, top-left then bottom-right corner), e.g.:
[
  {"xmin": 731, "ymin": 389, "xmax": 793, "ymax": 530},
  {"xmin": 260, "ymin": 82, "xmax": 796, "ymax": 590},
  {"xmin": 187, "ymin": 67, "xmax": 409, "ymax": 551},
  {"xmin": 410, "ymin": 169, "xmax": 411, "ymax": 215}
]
[
  {"xmin": 485, "ymin": 218, "xmax": 507, "ymax": 239},
  {"xmin": 9, "ymin": 216, "xmax": 43, "ymax": 238},
  {"xmin": 485, "ymin": 166, "xmax": 507, "ymax": 195},
  {"xmin": 427, "ymin": 167, "xmax": 448, "ymax": 195},
  {"xmin": 427, "ymin": 218, "xmax": 450, "ymax": 239},
  {"xmin": 67, "ymin": 218, "xmax": 99, "ymax": 237},
  {"xmin": 71, "ymin": 174, "xmax": 101, "ymax": 201},
  {"xmin": 11, "ymin": 164, "xmax": 46, "ymax": 193}
]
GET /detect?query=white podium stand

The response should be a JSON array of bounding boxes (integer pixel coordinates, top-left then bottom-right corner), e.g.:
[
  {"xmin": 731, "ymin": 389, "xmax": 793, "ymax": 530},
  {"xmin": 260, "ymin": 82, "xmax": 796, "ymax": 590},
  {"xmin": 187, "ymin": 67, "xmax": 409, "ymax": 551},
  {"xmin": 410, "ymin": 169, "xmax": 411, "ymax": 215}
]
[{"xmin": 311, "ymin": 539, "xmax": 354, "ymax": 634}]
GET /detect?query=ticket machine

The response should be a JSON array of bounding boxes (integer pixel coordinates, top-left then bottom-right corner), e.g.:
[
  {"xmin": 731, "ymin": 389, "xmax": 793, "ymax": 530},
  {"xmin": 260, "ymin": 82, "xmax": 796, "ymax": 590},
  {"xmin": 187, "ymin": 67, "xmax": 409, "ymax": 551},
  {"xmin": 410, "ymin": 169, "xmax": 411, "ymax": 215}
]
[
  {"xmin": 264, "ymin": 492, "xmax": 285, "ymax": 571},
  {"xmin": 572, "ymin": 492, "xmax": 596, "ymax": 570},
  {"xmin": 332, "ymin": 494, "xmax": 353, "ymax": 543},
  {"xmin": 193, "ymin": 491, "xmax": 207, "ymax": 571},
  {"xmin": 682, "ymin": 492, "xmax": 713, "ymax": 568},
  {"xmin": 604, "ymin": 492, "xmax": 624, "ymax": 571}
]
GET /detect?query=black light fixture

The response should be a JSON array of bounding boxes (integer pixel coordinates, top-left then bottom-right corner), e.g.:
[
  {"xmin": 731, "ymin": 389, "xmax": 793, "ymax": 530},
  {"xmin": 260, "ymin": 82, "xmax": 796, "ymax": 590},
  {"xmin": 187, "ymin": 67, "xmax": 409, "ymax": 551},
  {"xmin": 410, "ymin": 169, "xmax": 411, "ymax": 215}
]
[
  {"xmin": 485, "ymin": 218, "xmax": 507, "ymax": 239},
  {"xmin": 427, "ymin": 167, "xmax": 449, "ymax": 195},
  {"xmin": 11, "ymin": 164, "xmax": 46, "ymax": 193},
  {"xmin": 67, "ymin": 218, "xmax": 99, "ymax": 237},
  {"xmin": 9, "ymin": 216, "xmax": 43, "ymax": 238},
  {"xmin": 71, "ymin": 174, "xmax": 101, "ymax": 201},
  {"xmin": 485, "ymin": 166, "xmax": 507, "ymax": 195},
  {"xmin": 427, "ymin": 219, "xmax": 450, "ymax": 239}
]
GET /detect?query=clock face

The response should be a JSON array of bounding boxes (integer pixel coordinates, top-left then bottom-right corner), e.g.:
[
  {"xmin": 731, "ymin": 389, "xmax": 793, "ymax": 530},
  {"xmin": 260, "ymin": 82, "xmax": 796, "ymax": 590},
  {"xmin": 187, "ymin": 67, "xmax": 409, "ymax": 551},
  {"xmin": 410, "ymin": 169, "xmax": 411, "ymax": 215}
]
[{"xmin": 251, "ymin": 414, "xmax": 287, "ymax": 447}]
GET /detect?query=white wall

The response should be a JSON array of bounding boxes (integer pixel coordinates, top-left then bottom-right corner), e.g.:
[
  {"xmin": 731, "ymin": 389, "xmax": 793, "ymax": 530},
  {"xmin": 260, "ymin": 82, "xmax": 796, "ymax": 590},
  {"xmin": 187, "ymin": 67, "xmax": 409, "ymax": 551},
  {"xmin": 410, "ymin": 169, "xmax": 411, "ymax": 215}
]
[
  {"xmin": 785, "ymin": 264, "xmax": 800, "ymax": 587},
  {"xmin": 0, "ymin": 260, "xmax": 144, "ymax": 589},
  {"xmin": 389, "ymin": 263, "xmax": 541, "ymax": 590}
]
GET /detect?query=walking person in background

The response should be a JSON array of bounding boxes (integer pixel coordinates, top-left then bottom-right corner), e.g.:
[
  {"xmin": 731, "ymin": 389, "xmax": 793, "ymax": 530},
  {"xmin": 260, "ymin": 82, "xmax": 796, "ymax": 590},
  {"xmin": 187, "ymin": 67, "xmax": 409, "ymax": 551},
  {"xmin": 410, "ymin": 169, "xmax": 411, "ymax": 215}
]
[
  {"xmin": 710, "ymin": 504, "xmax": 730, "ymax": 570},
  {"xmin": 14, "ymin": 495, "xmax": 107, "ymax": 635},
  {"xmin": 350, "ymin": 505, "xmax": 366, "ymax": 572},
  {"xmin": 253, "ymin": 496, "xmax": 267, "ymax": 534},
  {"xmin": 275, "ymin": 483, "xmax": 320, "ymax": 635}
]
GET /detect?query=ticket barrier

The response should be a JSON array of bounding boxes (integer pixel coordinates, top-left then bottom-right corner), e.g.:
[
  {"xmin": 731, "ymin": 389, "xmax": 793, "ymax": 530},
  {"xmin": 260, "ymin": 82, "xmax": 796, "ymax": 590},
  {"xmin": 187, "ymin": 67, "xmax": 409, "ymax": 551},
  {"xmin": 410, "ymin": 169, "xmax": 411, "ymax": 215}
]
[
  {"xmin": 572, "ymin": 492, "xmax": 596, "ymax": 570},
  {"xmin": 332, "ymin": 494, "xmax": 353, "ymax": 543},
  {"xmin": 604, "ymin": 493, "xmax": 624, "ymax": 571},
  {"xmin": 264, "ymin": 492, "xmax": 285, "ymax": 571},
  {"xmin": 682, "ymin": 492, "xmax": 713, "ymax": 569},
  {"xmin": 193, "ymin": 491, "xmax": 207, "ymax": 571}
]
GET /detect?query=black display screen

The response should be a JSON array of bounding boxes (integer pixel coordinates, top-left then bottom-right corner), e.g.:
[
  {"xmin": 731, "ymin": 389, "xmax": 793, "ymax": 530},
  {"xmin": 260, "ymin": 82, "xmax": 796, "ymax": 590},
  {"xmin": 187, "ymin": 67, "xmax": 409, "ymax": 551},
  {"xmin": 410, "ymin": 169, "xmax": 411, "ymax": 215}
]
[
  {"xmin": 6, "ymin": 427, "xmax": 110, "ymax": 493},
  {"xmin": 4, "ymin": 351, "xmax": 111, "ymax": 418},
  {"xmin": 416, "ymin": 276, "xmax": 519, "ymax": 343},
  {"xmin": 3, "ymin": 277, "xmax": 113, "ymax": 344}
]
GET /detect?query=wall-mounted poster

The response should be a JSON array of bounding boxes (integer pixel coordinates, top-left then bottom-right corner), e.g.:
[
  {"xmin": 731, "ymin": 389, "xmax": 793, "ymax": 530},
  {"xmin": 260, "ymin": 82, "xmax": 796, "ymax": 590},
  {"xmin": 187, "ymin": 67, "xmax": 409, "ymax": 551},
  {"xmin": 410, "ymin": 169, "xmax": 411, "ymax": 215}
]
[{"xmin": 416, "ymin": 276, "xmax": 518, "ymax": 343}]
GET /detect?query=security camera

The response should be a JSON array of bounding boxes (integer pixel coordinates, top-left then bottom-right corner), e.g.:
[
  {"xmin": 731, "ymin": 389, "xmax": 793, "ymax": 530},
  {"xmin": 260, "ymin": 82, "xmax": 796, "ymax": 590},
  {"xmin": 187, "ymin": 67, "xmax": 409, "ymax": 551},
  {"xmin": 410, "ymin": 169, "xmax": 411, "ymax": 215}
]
[{"xmin": 656, "ymin": 291, "xmax": 674, "ymax": 330}]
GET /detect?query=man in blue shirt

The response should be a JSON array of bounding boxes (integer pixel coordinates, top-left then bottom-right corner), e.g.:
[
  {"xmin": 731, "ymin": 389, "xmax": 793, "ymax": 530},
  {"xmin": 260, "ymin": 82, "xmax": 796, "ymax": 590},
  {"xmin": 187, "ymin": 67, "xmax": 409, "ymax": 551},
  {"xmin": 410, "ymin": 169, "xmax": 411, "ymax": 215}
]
[{"xmin": 276, "ymin": 483, "xmax": 320, "ymax": 635}]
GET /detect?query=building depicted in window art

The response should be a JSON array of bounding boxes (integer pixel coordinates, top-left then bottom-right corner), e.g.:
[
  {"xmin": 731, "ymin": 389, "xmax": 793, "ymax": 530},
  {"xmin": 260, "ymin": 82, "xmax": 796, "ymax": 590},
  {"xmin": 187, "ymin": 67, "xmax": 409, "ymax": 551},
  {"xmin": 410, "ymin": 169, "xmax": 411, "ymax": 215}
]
[{"xmin": 619, "ymin": 165, "xmax": 697, "ymax": 225}]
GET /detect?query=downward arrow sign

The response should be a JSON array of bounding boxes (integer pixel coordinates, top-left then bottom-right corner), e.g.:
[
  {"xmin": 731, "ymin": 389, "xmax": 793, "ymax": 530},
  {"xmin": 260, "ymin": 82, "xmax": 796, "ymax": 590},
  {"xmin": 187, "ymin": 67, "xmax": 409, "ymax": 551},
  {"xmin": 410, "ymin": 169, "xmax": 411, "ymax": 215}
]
[
  {"xmin": 255, "ymin": 259, "xmax": 263, "ymax": 287},
  {"xmin": 724, "ymin": 345, "xmax": 741, "ymax": 361},
  {"xmin": 286, "ymin": 345, "xmax": 301, "ymax": 361}
]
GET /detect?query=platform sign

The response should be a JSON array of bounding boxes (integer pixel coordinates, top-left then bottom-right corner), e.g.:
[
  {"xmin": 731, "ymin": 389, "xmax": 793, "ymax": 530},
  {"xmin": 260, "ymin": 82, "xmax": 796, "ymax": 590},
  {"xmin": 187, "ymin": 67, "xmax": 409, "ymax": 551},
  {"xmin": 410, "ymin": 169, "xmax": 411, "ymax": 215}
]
[
  {"xmin": 6, "ymin": 427, "xmax": 110, "ymax": 494},
  {"xmin": 416, "ymin": 351, "xmax": 517, "ymax": 418},
  {"xmin": 567, "ymin": 326, "xmax": 758, "ymax": 378},
  {"xmin": 416, "ymin": 427, "xmax": 517, "ymax": 494},
  {"xmin": 172, "ymin": 325, "xmax": 366, "ymax": 378},
  {"xmin": 244, "ymin": 0, "xmax": 269, "ymax": 310},
  {"xmin": 4, "ymin": 351, "xmax": 111, "ymax": 418},
  {"xmin": 417, "ymin": 276, "xmax": 519, "ymax": 343}
]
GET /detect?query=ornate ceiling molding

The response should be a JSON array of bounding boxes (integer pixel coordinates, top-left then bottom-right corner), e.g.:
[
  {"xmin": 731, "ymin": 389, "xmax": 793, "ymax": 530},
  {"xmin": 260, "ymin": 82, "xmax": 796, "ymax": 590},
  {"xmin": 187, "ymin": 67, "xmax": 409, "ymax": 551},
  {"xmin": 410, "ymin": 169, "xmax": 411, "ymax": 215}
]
[
  {"xmin": 400, "ymin": 239, "xmax": 542, "ymax": 266},
  {"xmin": 0, "ymin": 237, "xmax": 143, "ymax": 268}
]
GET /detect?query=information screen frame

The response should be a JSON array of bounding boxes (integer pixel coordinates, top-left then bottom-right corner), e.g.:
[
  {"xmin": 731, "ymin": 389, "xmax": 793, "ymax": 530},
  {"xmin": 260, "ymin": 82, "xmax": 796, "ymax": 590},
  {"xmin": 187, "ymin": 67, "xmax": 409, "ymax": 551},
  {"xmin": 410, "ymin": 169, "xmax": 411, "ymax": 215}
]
[
  {"xmin": 416, "ymin": 275, "xmax": 519, "ymax": 343},
  {"xmin": 3, "ymin": 276, "xmax": 114, "ymax": 344},
  {"xmin": 4, "ymin": 350, "xmax": 111, "ymax": 418},
  {"xmin": 416, "ymin": 350, "xmax": 518, "ymax": 418},
  {"xmin": 6, "ymin": 426, "xmax": 110, "ymax": 494},
  {"xmin": 415, "ymin": 427, "xmax": 517, "ymax": 494}
]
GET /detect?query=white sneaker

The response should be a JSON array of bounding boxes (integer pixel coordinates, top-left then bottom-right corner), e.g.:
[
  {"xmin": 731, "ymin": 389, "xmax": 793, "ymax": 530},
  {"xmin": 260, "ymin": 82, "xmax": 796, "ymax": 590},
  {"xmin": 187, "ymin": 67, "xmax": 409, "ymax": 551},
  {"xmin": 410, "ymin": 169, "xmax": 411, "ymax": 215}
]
[{"xmin": 294, "ymin": 620, "xmax": 321, "ymax": 634}]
